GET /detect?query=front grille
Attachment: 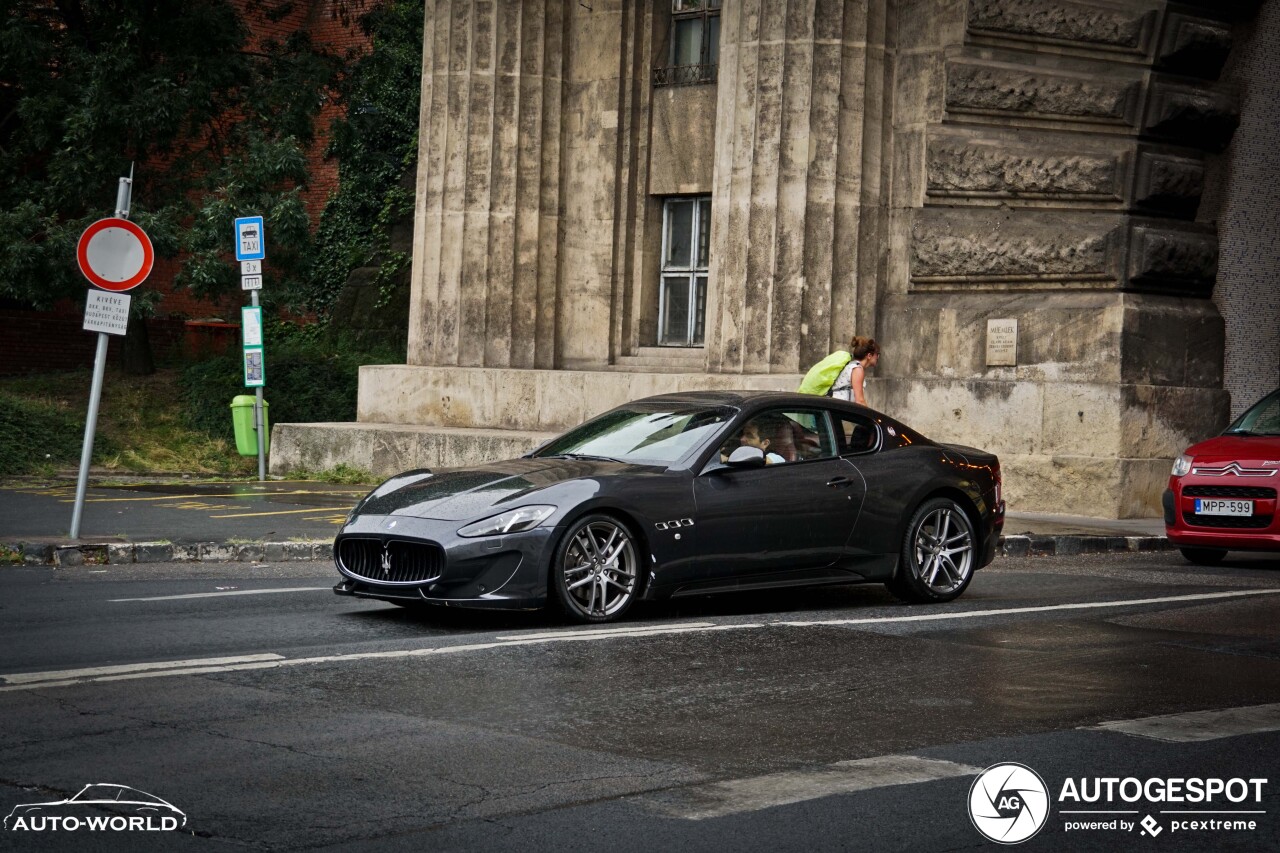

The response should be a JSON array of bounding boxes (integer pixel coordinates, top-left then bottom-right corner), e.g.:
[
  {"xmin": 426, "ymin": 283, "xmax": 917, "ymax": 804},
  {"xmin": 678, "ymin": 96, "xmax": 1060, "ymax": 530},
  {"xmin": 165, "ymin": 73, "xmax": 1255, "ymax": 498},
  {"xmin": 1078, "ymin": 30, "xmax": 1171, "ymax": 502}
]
[
  {"xmin": 1182, "ymin": 512, "xmax": 1273, "ymax": 529},
  {"xmin": 1191, "ymin": 464, "xmax": 1278, "ymax": 477},
  {"xmin": 337, "ymin": 538, "xmax": 444, "ymax": 584},
  {"xmin": 1183, "ymin": 486, "xmax": 1277, "ymax": 499}
]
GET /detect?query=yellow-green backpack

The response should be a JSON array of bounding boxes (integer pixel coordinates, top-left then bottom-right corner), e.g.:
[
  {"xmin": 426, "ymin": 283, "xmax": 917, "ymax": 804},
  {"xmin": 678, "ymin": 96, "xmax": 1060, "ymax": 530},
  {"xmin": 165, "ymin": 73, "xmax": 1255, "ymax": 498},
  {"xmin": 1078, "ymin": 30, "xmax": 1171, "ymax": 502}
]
[{"xmin": 797, "ymin": 350, "xmax": 853, "ymax": 395}]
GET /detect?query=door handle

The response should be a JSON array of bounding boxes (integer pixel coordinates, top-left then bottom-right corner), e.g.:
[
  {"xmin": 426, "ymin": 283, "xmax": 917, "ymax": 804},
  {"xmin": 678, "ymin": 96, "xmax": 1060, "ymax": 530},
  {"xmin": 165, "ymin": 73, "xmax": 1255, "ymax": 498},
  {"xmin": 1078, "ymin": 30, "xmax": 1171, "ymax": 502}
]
[{"xmin": 826, "ymin": 476, "xmax": 854, "ymax": 488}]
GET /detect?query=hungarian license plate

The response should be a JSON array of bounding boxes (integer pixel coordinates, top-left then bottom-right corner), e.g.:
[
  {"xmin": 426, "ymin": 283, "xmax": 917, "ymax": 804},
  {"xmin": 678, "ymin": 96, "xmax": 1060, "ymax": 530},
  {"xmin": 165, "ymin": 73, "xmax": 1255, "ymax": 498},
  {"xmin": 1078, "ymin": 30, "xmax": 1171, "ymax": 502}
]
[{"xmin": 1194, "ymin": 499, "xmax": 1253, "ymax": 516}]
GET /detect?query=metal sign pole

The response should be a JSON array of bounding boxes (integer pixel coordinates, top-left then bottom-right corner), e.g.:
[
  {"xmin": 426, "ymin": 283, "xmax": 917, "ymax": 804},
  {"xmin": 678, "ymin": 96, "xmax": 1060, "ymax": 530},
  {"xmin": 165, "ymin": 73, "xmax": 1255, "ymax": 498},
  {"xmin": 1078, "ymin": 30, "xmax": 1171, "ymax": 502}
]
[
  {"xmin": 70, "ymin": 171, "xmax": 132, "ymax": 539},
  {"xmin": 251, "ymin": 288, "xmax": 265, "ymax": 481}
]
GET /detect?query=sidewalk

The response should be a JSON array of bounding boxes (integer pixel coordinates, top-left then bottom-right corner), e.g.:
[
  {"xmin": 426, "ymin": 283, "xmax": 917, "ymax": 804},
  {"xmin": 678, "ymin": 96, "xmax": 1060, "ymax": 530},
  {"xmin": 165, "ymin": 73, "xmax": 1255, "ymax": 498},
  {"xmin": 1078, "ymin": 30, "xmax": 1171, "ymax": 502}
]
[{"xmin": 0, "ymin": 478, "xmax": 1173, "ymax": 567}]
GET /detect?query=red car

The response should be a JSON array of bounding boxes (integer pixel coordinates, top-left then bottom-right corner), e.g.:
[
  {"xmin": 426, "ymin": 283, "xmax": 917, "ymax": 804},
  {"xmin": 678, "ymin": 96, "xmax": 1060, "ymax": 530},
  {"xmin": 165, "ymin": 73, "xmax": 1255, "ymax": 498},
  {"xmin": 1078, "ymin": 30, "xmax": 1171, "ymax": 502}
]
[{"xmin": 1164, "ymin": 388, "xmax": 1280, "ymax": 565}]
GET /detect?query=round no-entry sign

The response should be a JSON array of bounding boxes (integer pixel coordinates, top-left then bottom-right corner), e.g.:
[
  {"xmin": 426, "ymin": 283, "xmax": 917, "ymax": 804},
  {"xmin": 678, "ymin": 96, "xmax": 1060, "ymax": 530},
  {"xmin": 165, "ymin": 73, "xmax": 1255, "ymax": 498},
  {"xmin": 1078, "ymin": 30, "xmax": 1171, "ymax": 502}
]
[{"xmin": 77, "ymin": 217, "xmax": 154, "ymax": 291}]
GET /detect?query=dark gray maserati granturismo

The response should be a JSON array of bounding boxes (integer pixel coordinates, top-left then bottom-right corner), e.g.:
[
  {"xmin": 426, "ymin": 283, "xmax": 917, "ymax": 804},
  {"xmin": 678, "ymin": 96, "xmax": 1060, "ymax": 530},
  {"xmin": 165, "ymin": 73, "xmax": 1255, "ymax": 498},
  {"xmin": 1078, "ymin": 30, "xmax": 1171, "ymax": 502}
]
[{"xmin": 333, "ymin": 391, "xmax": 1004, "ymax": 623}]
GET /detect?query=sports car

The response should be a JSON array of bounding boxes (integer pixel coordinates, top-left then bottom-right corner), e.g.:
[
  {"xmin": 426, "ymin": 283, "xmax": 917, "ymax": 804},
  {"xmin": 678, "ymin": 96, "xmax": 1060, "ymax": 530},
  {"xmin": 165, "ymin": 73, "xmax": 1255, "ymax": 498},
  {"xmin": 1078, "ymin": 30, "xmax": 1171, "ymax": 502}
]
[
  {"xmin": 333, "ymin": 391, "xmax": 1005, "ymax": 622},
  {"xmin": 1164, "ymin": 387, "xmax": 1280, "ymax": 564}
]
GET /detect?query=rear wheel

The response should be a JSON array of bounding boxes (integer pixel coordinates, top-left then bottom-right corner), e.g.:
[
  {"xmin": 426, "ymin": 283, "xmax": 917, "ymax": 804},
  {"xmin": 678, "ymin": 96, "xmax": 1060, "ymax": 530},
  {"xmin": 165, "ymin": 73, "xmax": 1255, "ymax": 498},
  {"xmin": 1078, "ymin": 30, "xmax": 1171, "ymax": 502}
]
[
  {"xmin": 887, "ymin": 497, "xmax": 976, "ymax": 603},
  {"xmin": 1180, "ymin": 546, "xmax": 1227, "ymax": 566},
  {"xmin": 551, "ymin": 514, "xmax": 640, "ymax": 623}
]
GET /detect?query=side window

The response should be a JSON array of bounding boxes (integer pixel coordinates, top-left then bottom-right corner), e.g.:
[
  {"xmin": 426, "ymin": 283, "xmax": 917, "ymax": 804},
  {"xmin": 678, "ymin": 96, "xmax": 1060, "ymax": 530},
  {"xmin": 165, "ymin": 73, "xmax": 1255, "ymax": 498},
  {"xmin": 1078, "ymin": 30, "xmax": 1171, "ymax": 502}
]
[
  {"xmin": 719, "ymin": 410, "xmax": 837, "ymax": 465},
  {"xmin": 835, "ymin": 413, "xmax": 880, "ymax": 456}
]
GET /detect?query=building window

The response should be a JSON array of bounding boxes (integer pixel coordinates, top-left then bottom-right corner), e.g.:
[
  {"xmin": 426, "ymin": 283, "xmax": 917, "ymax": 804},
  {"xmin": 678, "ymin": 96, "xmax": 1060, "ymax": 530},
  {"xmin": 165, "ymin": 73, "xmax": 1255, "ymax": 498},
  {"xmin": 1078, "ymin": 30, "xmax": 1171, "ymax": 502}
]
[
  {"xmin": 653, "ymin": 0, "xmax": 721, "ymax": 87},
  {"xmin": 659, "ymin": 196, "xmax": 711, "ymax": 346}
]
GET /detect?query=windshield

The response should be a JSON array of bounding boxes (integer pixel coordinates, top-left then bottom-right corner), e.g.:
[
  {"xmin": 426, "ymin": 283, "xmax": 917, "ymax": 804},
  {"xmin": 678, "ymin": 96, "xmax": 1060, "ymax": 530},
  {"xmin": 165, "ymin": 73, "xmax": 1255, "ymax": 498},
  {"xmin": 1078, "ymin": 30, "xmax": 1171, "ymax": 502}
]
[
  {"xmin": 1225, "ymin": 389, "xmax": 1280, "ymax": 436},
  {"xmin": 534, "ymin": 405, "xmax": 734, "ymax": 465}
]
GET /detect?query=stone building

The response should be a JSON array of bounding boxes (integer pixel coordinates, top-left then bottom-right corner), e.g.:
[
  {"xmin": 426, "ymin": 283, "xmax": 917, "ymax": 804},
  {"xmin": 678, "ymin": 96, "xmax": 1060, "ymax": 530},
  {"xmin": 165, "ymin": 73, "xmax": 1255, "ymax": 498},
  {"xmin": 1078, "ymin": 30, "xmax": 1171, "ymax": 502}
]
[{"xmin": 275, "ymin": 0, "xmax": 1280, "ymax": 519}]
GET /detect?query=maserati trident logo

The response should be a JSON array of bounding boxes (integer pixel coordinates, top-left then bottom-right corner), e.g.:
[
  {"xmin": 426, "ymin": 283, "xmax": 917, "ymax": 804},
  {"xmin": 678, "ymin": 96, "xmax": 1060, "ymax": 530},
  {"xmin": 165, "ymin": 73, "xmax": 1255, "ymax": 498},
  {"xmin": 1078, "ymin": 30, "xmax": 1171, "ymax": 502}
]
[
  {"xmin": 969, "ymin": 763, "xmax": 1050, "ymax": 844},
  {"xmin": 381, "ymin": 546, "xmax": 392, "ymax": 578}
]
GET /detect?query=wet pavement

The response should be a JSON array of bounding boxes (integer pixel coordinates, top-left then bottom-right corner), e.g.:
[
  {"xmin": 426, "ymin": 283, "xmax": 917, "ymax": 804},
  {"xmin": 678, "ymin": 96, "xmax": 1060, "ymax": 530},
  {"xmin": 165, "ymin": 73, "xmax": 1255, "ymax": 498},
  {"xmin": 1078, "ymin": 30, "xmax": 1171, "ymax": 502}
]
[
  {"xmin": 0, "ymin": 477, "xmax": 1171, "ymax": 561},
  {"xmin": 1, "ymin": 551, "xmax": 1278, "ymax": 850},
  {"xmin": 0, "ymin": 479, "xmax": 364, "ymax": 544}
]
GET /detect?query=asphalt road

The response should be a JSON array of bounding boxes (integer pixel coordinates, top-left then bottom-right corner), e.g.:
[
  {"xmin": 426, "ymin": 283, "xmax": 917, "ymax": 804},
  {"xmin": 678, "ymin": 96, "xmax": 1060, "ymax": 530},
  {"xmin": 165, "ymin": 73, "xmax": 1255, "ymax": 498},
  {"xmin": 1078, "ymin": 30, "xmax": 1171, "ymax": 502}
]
[
  {"xmin": 2, "ymin": 552, "xmax": 1279, "ymax": 851},
  {"xmin": 0, "ymin": 480, "xmax": 363, "ymax": 542}
]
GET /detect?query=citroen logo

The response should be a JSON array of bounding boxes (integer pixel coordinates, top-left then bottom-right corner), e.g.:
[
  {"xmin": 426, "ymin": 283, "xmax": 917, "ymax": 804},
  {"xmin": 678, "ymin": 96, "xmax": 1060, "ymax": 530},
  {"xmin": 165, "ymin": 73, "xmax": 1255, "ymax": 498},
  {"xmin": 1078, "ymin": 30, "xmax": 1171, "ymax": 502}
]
[{"xmin": 381, "ymin": 547, "xmax": 392, "ymax": 578}]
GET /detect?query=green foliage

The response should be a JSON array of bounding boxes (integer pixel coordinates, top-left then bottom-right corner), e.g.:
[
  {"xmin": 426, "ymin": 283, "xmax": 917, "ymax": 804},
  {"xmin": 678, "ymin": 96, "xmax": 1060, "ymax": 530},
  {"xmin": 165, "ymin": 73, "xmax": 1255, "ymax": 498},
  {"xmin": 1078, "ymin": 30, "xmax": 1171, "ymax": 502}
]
[
  {"xmin": 306, "ymin": 0, "xmax": 423, "ymax": 313},
  {"xmin": 179, "ymin": 329, "xmax": 404, "ymax": 441},
  {"xmin": 0, "ymin": 1, "xmax": 338, "ymax": 314},
  {"xmin": 289, "ymin": 463, "xmax": 376, "ymax": 485},
  {"xmin": 0, "ymin": 392, "xmax": 114, "ymax": 475}
]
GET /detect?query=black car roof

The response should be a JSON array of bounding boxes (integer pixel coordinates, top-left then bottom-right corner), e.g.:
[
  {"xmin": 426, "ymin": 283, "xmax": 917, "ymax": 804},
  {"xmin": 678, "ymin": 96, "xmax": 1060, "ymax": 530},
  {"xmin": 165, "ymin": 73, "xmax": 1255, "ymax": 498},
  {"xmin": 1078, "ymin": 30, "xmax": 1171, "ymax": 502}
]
[{"xmin": 622, "ymin": 390, "xmax": 930, "ymax": 446}]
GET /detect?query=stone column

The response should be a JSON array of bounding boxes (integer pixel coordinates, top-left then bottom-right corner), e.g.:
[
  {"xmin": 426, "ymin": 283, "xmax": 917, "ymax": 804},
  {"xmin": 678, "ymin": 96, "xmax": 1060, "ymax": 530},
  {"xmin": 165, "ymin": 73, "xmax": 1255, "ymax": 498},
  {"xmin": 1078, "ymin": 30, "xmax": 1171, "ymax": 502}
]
[
  {"xmin": 706, "ymin": 0, "xmax": 889, "ymax": 374},
  {"xmin": 408, "ymin": 0, "xmax": 567, "ymax": 369}
]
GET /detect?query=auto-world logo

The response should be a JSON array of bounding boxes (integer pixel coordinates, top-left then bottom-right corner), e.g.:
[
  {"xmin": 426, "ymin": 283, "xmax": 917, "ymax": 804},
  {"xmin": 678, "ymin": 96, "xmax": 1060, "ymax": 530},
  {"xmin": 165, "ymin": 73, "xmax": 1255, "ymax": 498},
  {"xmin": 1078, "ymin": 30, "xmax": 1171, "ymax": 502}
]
[
  {"xmin": 4, "ymin": 783, "xmax": 186, "ymax": 833},
  {"xmin": 969, "ymin": 763, "xmax": 1050, "ymax": 844}
]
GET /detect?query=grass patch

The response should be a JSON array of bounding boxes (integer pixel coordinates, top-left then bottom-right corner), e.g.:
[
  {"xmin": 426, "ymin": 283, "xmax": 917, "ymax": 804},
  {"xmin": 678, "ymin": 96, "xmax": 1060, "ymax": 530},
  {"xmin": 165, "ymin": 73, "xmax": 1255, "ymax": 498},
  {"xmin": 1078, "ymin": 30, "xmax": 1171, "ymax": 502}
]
[
  {"xmin": 0, "ymin": 368, "xmax": 254, "ymax": 476},
  {"xmin": 287, "ymin": 463, "xmax": 376, "ymax": 485}
]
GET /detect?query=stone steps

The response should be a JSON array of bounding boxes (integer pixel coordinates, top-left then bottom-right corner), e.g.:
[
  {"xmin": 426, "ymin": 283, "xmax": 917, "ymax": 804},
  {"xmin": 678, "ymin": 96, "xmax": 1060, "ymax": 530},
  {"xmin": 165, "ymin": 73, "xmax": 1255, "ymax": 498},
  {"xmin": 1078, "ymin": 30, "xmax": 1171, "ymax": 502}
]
[
  {"xmin": 610, "ymin": 346, "xmax": 707, "ymax": 373},
  {"xmin": 271, "ymin": 422, "xmax": 558, "ymax": 479}
]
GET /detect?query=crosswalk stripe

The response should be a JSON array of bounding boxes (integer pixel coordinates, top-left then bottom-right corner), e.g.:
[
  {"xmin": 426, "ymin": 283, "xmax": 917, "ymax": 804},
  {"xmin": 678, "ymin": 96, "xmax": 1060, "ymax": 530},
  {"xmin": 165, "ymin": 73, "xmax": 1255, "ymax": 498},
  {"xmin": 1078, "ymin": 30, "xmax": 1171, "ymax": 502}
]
[
  {"xmin": 1090, "ymin": 703, "xmax": 1280, "ymax": 742},
  {"xmin": 646, "ymin": 755, "xmax": 982, "ymax": 820}
]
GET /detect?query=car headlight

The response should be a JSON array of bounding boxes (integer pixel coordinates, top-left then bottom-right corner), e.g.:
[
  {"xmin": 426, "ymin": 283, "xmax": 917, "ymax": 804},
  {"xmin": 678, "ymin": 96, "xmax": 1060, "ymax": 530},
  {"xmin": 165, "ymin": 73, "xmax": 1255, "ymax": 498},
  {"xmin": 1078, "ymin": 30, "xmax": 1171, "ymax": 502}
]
[
  {"xmin": 457, "ymin": 505, "xmax": 556, "ymax": 538},
  {"xmin": 1171, "ymin": 454, "xmax": 1193, "ymax": 477}
]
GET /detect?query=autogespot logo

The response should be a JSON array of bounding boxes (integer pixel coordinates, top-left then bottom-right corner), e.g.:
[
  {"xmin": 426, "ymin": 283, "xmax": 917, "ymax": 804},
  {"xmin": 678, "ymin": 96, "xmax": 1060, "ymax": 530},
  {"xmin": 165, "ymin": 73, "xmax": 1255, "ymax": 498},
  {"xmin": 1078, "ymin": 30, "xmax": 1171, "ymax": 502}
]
[{"xmin": 969, "ymin": 763, "xmax": 1050, "ymax": 844}]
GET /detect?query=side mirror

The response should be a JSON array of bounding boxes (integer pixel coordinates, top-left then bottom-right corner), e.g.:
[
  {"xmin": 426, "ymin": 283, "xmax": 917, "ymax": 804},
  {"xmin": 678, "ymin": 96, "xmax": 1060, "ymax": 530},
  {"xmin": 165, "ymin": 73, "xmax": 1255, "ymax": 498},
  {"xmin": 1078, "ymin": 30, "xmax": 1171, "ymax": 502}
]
[{"xmin": 725, "ymin": 446, "xmax": 766, "ymax": 468}]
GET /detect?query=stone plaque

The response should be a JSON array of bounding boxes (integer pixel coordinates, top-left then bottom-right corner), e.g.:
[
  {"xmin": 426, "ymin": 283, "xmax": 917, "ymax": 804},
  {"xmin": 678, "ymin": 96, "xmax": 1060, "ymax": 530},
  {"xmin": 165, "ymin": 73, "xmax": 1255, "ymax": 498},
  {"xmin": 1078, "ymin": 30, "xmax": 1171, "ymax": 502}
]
[{"xmin": 986, "ymin": 319, "xmax": 1018, "ymax": 366}]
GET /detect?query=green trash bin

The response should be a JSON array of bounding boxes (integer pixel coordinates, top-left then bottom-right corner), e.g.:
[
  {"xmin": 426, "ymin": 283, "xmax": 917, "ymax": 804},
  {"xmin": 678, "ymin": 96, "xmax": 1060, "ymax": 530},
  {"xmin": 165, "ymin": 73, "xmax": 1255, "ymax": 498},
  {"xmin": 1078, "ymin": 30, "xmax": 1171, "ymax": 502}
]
[{"xmin": 230, "ymin": 395, "xmax": 269, "ymax": 456}]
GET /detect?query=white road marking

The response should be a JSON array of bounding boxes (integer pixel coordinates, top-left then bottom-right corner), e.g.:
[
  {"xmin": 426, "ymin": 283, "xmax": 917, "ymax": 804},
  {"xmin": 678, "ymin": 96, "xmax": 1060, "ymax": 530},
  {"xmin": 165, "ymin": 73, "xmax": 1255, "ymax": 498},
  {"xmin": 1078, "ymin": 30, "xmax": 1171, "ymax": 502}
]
[
  {"xmin": 109, "ymin": 587, "xmax": 331, "ymax": 602},
  {"xmin": 1090, "ymin": 702, "xmax": 1280, "ymax": 742},
  {"xmin": 770, "ymin": 588, "xmax": 1280, "ymax": 628},
  {"xmin": 0, "ymin": 654, "xmax": 285, "ymax": 686},
  {"xmin": 5, "ymin": 589, "xmax": 1279, "ymax": 692},
  {"xmin": 646, "ymin": 755, "xmax": 982, "ymax": 820}
]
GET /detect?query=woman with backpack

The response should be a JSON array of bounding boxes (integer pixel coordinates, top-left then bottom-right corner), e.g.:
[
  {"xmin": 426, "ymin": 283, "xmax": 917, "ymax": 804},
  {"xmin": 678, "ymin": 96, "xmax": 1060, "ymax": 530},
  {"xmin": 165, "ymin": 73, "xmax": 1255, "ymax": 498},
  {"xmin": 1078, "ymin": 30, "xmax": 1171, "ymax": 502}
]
[{"xmin": 798, "ymin": 336, "xmax": 881, "ymax": 406}]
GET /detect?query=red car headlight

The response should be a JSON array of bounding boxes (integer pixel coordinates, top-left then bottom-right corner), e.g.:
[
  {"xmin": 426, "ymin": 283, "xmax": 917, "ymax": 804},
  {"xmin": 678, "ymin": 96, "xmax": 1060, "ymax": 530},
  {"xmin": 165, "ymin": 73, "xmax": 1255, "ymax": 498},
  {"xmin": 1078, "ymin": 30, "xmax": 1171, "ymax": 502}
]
[{"xmin": 1171, "ymin": 454, "xmax": 1193, "ymax": 477}]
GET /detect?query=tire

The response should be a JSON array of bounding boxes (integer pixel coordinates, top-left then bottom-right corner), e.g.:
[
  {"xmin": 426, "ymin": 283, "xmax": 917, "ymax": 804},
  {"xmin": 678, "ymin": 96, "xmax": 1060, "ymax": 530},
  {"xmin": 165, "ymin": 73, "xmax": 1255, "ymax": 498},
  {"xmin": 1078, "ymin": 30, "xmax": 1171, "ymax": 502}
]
[
  {"xmin": 1180, "ymin": 546, "xmax": 1227, "ymax": 566},
  {"xmin": 887, "ymin": 497, "xmax": 977, "ymax": 603},
  {"xmin": 551, "ymin": 514, "xmax": 641, "ymax": 623}
]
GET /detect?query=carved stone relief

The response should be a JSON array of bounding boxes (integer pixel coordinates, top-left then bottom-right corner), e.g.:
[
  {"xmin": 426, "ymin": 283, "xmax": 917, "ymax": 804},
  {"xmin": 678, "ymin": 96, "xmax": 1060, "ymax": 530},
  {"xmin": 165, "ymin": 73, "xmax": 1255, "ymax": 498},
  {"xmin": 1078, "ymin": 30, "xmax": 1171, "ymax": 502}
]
[
  {"xmin": 946, "ymin": 63, "xmax": 1138, "ymax": 123},
  {"xmin": 1128, "ymin": 227, "xmax": 1217, "ymax": 292},
  {"xmin": 926, "ymin": 142, "xmax": 1120, "ymax": 199},
  {"xmin": 967, "ymin": 0, "xmax": 1154, "ymax": 51},
  {"xmin": 1157, "ymin": 14, "xmax": 1233, "ymax": 77},
  {"xmin": 1142, "ymin": 81, "xmax": 1240, "ymax": 150},
  {"xmin": 1133, "ymin": 151, "xmax": 1205, "ymax": 214},
  {"xmin": 911, "ymin": 219, "xmax": 1112, "ymax": 280}
]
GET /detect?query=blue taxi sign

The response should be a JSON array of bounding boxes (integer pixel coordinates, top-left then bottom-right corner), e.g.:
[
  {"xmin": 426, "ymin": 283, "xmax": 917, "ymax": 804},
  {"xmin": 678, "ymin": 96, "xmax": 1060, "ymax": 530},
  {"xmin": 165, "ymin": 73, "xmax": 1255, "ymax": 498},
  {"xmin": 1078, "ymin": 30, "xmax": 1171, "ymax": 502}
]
[{"xmin": 234, "ymin": 216, "xmax": 265, "ymax": 262}]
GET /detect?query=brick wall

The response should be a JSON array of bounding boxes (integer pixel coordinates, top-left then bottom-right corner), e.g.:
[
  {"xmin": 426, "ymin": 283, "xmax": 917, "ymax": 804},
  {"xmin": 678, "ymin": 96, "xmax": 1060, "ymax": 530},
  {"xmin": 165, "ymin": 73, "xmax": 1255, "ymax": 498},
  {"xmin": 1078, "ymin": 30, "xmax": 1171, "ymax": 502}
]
[
  {"xmin": 5, "ymin": 1, "xmax": 378, "ymax": 374},
  {"xmin": 0, "ymin": 311, "xmax": 189, "ymax": 375}
]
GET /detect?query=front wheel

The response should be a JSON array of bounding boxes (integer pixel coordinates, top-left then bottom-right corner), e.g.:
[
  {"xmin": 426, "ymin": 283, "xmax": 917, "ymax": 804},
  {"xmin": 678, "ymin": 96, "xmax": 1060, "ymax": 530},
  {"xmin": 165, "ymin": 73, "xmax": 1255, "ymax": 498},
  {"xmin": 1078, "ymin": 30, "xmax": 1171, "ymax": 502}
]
[
  {"xmin": 551, "ymin": 514, "xmax": 640, "ymax": 623},
  {"xmin": 887, "ymin": 497, "xmax": 977, "ymax": 603},
  {"xmin": 1180, "ymin": 546, "xmax": 1227, "ymax": 566}
]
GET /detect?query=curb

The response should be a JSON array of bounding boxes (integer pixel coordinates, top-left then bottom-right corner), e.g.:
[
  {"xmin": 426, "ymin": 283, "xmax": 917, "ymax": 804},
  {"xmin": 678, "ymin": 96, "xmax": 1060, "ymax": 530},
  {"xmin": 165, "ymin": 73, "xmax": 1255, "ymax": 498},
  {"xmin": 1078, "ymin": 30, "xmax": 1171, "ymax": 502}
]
[
  {"xmin": 4, "ymin": 541, "xmax": 333, "ymax": 568},
  {"xmin": 998, "ymin": 534, "xmax": 1173, "ymax": 557},
  {"xmin": 4, "ymin": 535, "xmax": 1171, "ymax": 567}
]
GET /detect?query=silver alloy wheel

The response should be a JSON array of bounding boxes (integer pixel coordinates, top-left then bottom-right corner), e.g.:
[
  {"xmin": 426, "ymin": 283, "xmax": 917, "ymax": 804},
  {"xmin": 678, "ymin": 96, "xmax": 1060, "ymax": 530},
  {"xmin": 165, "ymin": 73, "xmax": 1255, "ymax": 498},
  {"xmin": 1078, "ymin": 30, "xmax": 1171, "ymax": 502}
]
[
  {"xmin": 910, "ymin": 505, "xmax": 974, "ymax": 594},
  {"xmin": 561, "ymin": 520, "xmax": 638, "ymax": 619}
]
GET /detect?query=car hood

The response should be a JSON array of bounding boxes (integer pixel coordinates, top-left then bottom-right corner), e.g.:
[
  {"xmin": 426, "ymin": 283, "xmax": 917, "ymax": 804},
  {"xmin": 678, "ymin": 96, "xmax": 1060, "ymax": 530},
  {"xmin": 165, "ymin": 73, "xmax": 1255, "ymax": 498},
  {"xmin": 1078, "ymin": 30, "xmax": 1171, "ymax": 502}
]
[
  {"xmin": 1184, "ymin": 434, "xmax": 1280, "ymax": 465},
  {"xmin": 353, "ymin": 457, "xmax": 650, "ymax": 521}
]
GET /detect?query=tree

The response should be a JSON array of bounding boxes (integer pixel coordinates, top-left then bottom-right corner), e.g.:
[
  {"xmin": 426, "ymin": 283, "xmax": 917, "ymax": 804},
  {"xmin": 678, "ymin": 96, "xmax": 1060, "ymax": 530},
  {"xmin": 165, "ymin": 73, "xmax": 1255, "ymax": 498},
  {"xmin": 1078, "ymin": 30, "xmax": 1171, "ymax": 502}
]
[{"xmin": 0, "ymin": 0, "xmax": 340, "ymax": 370}]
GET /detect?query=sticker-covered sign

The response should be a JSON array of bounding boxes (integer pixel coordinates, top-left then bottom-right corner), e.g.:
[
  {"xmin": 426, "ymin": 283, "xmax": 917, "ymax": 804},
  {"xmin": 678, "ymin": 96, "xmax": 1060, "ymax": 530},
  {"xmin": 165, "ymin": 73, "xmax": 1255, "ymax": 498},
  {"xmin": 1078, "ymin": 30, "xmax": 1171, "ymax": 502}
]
[
  {"xmin": 243, "ymin": 346, "xmax": 265, "ymax": 387},
  {"xmin": 83, "ymin": 290, "xmax": 132, "ymax": 336}
]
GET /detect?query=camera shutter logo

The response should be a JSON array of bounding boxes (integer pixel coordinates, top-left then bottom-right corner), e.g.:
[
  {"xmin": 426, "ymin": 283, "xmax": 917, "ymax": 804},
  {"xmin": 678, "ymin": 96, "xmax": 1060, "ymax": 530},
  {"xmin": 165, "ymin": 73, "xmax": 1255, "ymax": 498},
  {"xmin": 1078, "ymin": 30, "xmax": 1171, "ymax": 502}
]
[{"xmin": 969, "ymin": 763, "xmax": 1050, "ymax": 844}]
